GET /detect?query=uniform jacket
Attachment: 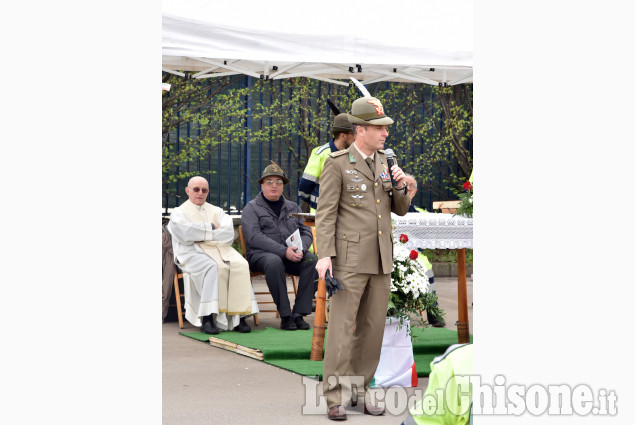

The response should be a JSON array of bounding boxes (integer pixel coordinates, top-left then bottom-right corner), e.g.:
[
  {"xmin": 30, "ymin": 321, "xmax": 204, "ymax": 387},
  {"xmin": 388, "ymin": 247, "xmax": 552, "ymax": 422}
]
[
  {"xmin": 241, "ymin": 192, "xmax": 314, "ymax": 263},
  {"xmin": 298, "ymin": 139, "xmax": 338, "ymax": 212},
  {"xmin": 315, "ymin": 146, "xmax": 410, "ymax": 274}
]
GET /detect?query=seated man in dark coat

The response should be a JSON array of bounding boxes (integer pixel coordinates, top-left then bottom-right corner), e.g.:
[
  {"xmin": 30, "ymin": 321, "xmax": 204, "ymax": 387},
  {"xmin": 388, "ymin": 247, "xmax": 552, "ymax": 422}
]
[{"xmin": 240, "ymin": 163, "xmax": 318, "ymax": 330}]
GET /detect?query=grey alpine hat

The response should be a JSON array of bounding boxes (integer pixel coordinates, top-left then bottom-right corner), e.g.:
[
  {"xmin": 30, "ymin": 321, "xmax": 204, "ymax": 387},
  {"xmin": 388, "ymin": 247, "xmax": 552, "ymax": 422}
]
[
  {"xmin": 258, "ymin": 163, "xmax": 289, "ymax": 185},
  {"xmin": 332, "ymin": 113, "xmax": 353, "ymax": 133},
  {"xmin": 347, "ymin": 96, "xmax": 394, "ymax": 125}
]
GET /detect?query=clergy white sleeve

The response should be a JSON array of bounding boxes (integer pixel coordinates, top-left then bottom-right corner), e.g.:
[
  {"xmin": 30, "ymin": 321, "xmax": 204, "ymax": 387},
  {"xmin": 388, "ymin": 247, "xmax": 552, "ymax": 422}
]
[
  {"xmin": 167, "ymin": 208, "xmax": 210, "ymax": 244},
  {"xmin": 206, "ymin": 210, "xmax": 235, "ymax": 246}
]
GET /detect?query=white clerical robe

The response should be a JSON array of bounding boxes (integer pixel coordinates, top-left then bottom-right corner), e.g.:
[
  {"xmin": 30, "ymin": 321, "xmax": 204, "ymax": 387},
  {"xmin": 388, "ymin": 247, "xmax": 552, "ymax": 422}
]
[{"xmin": 167, "ymin": 200, "xmax": 259, "ymax": 330}]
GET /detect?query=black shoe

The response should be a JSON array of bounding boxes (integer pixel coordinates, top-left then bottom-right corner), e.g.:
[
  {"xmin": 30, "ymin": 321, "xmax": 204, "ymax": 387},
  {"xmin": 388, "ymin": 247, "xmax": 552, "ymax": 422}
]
[
  {"xmin": 428, "ymin": 314, "xmax": 446, "ymax": 328},
  {"xmin": 201, "ymin": 317, "xmax": 220, "ymax": 335},
  {"xmin": 280, "ymin": 316, "xmax": 297, "ymax": 331},
  {"xmin": 233, "ymin": 317, "xmax": 251, "ymax": 333},
  {"xmin": 294, "ymin": 316, "xmax": 310, "ymax": 330}
]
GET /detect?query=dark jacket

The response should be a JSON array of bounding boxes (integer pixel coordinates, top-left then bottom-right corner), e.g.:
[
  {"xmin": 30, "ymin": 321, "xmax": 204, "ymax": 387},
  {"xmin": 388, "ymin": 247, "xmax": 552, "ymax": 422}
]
[{"xmin": 241, "ymin": 192, "xmax": 314, "ymax": 263}]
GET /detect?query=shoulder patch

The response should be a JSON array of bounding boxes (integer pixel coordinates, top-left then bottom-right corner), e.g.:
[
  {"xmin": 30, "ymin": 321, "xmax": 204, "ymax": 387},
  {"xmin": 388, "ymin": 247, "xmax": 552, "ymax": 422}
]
[
  {"xmin": 315, "ymin": 143, "xmax": 331, "ymax": 155},
  {"xmin": 329, "ymin": 149, "xmax": 349, "ymax": 158}
]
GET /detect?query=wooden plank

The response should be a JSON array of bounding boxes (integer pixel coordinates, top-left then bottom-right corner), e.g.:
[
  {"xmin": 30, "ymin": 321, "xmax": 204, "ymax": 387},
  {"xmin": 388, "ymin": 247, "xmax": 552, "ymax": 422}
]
[
  {"xmin": 456, "ymin": 248, "xmax": 470, "ymax": 344},
  {"xmin": 208, "ymin": 337, "xmax": 264, "ymax": 361},
  {"xmin": 433, "ymin": 200, "xmax": 461, "ymax": 213},
  {"xmin": 432, "ymin": 200, "xmax": 461, "ymax": 209}
]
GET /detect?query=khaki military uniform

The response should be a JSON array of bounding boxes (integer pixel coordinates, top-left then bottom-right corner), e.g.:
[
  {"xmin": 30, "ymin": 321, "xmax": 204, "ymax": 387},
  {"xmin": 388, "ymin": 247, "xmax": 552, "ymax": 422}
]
[{"xmin": 316, "ymin": 145, "xmax": 410, "ymax": 408}]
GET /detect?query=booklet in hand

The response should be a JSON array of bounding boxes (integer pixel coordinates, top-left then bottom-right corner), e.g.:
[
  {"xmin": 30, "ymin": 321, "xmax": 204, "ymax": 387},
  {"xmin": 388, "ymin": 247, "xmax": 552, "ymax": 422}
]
[{"xmin": 285, "ymin": 229, "xmax": 303, "ymax": 251}]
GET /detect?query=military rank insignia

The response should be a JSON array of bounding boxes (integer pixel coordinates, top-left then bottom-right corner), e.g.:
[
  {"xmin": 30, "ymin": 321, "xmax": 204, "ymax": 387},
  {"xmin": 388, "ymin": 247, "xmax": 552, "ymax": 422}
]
[
  {"xmin": 351, "ymin": 194, "xmax": 364, "ymax": 207},
  {"xmin": 379, "ymin": 168, "xmax": 391, "ymax": 182}
]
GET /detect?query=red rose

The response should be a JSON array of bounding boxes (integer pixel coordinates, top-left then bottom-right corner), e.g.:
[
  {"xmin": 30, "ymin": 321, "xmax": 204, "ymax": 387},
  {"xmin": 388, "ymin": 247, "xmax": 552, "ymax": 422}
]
[
  {"xmin": 409, "ymin": 250, "xmax": 419, "ymax": 260},
  {"xmin": 400, "ymin": 234, "xmax": 409, "ymax": 243},
  {"xmin": 462, "ymin": 181, "xmax": 473, "ymax": 191}
]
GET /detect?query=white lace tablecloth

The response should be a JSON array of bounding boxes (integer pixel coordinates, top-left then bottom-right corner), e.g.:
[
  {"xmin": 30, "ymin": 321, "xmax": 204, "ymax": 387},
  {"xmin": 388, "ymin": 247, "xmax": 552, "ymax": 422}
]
[{"xmin": 391, "ymin": 212, "xmax": 473, "ymax": 249}]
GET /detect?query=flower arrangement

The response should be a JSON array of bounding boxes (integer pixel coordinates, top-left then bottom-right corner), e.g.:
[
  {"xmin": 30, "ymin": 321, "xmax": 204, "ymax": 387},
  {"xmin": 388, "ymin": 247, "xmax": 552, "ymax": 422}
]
[
  {"xmin": 388, "ymin": 234, "xmax": 443, "ymax": 331},
  {"xmin": 454, "ymin": 180, "xmax": 473, "ymax": 218}
]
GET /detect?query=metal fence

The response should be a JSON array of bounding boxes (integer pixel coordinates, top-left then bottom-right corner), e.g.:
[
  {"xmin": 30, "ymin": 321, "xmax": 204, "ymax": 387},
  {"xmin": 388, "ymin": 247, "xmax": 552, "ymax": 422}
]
[{"xmin": 162, "ymin": 76, "xmax": 469, "ymax": 215}]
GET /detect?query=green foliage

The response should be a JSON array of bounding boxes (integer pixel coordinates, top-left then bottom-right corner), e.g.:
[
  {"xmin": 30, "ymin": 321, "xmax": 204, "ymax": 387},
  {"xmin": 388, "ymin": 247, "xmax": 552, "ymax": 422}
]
[
  {"xmin": 389, "ymin": 241, "xmax": 446, "ymax": 335},
  {"xmin": 163, "ymin": 73, "xmax": 359, "ymax": 202},
  {"xmin": 388, "ymin": 289, "xmax": 443, "ymax": 335},
  {"xmin": 162, "ymin": 72, "xmax": 472, "ymax": 208},
  {"xmin": 420, "ymin": 249, "xmax": 473, "ymax": 264},
  {"xmin": 455, "ymin": 191, "xmax": 473, "ymax": 218},
  {"xmin": 162, "ymin": 74, "xmax": 243, "ymax": 187},
  {"xmin": 375, "ymin": 84, "xmax": 473, "ymax": 200}
]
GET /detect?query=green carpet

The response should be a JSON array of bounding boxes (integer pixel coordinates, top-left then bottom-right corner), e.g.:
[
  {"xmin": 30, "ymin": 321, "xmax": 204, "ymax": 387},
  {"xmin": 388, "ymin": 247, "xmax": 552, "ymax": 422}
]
[{"xmin": 181, "ymin": 326, "xmax": 472, "ymax": 380}]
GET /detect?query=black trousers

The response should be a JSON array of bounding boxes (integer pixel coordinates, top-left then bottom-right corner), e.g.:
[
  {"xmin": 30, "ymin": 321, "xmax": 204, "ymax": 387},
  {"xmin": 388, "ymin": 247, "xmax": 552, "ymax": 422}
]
[{"xmin": 249, "ymin": 251, "xmax": 318, "ymax": 318}]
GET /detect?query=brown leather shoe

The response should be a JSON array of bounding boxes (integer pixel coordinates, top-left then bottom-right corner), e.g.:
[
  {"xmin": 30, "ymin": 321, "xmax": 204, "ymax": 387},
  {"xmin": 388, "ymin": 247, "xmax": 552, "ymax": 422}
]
[
  {"xmin": 363, "ymin": 402, "xmax": 385, "ymax": 416},
  {"xmin": 327, "ymin": 405, "xmax": 347, "ymax": 421}
]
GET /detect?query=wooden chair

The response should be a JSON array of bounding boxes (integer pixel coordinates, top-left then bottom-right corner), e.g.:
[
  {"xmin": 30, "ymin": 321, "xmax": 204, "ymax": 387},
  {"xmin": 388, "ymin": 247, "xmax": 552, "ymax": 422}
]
[{"xmin": 238, "ymin": 225, "xmax": 298, "ymax": 326}]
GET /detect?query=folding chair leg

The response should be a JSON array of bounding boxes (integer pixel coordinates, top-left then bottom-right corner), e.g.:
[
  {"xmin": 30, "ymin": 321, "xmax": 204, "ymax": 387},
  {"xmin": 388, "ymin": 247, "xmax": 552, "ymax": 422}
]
[{"xmin": 253, "ymin": 313, "xmax": 259, "ymax": 326}]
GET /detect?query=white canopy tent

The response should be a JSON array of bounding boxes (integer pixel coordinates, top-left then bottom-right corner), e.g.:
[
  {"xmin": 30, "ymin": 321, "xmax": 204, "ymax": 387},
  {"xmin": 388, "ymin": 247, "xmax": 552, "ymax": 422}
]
[{"xmin": 162, "ymin": 0, "xmax": 473, "ymax": 87}]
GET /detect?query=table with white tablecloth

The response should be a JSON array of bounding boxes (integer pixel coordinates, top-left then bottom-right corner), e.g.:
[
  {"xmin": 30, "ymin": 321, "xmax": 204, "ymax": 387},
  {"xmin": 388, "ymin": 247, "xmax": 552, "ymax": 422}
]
[{"xmin": 392, "ymin": 212, "xmax": 473, "ymax": 343}]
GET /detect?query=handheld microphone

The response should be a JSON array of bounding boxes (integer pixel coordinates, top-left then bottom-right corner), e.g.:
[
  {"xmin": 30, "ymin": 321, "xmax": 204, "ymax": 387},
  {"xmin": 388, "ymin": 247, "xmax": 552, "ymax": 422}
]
[{"xmin": 384, "ymin": 149, "xmax": 398, "ymax": 187}]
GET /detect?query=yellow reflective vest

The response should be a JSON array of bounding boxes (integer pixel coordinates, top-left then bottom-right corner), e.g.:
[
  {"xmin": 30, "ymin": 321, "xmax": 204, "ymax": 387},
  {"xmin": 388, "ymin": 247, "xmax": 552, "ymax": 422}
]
[
  {"xmin": 405, "ymin": 343, "xmax": 473, "ymax": 425},
  {"xmin": 298, "ymin": 140, "xmax": 338, "ymax": 213}
]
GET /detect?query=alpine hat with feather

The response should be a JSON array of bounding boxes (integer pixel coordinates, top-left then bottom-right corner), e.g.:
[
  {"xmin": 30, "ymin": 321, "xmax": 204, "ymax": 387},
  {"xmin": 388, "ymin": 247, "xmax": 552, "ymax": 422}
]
[
  {"xmin": 258, "ymin": 162, "xmax": 290, "ymax": 185},
  {"xmin": 347, "ymin": 77, "xmax": 394, "ymax": 126},
  {"xmin": 347, "ymin": 96, "xmax": 394, "ymax": 125},
  {"xmin": 332, "ymin": 113, "xmax": 353, "ymax": 132},
  {"xmin": 326, "ymin": 99, "xmax": 353, "ymax": 133}
]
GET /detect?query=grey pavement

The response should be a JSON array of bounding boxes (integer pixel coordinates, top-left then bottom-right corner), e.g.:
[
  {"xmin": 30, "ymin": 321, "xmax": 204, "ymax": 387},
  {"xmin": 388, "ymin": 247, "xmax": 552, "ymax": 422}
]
[{"xmin": 163, "ymin": 275, "xmax": 473, "ymax": 424}]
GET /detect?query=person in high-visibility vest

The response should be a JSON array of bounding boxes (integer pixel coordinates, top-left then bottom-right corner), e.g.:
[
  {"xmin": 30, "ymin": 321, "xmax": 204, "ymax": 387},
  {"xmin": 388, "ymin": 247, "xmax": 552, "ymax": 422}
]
[
  {"xmin": 404, "ymin": 174, "xmax": 445, "ymax": 327},
  {"xmin": 298, "ymin": 113, "xmax": 355, "ymax": 214},
  {"xmin": 402, "ymin": 343, "xmax": 473, "ymax": 425}
]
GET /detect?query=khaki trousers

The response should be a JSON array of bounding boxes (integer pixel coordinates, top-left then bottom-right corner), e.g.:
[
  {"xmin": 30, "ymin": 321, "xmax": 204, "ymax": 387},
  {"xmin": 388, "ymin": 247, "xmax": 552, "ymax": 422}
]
[{"xmin": 322, "ymin": 270, "xmax": 391, "ymax": 408}]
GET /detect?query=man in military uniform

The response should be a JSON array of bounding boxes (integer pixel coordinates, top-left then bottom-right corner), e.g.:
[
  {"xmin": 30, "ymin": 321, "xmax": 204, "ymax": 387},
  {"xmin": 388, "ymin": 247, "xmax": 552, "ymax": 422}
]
[{"xmin": 315, "ymin": 96, "xmax": 411, "ymax": 420}]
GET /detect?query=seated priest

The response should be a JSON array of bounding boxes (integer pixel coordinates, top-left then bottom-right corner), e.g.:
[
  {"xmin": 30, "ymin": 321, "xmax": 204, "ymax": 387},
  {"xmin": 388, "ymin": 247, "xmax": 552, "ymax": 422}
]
[
  {"xmin": 167, "ymin": 176, "xmax": 259, "ymax": 334},
  {"xmin": 240, "ymin": 163, "xmax": 319, "ymax": 331}
]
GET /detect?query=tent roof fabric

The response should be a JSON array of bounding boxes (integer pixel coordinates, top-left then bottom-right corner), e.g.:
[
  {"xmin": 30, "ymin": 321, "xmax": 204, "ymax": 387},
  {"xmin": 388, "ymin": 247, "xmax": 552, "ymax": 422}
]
[{"xmin": 162, "ymin": 0, "xmax": 473, "ymax": 86}]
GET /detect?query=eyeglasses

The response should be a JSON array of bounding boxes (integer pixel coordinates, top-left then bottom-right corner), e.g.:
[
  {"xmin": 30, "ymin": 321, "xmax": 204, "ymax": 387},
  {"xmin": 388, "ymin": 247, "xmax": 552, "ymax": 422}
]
[
  {"xmin": 189, "ymin": 187, "xmax": 209, "ymax": 193},
  {"xmin": 264, "ymin": 179, "xmax": 284, "ymax": 186}
]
